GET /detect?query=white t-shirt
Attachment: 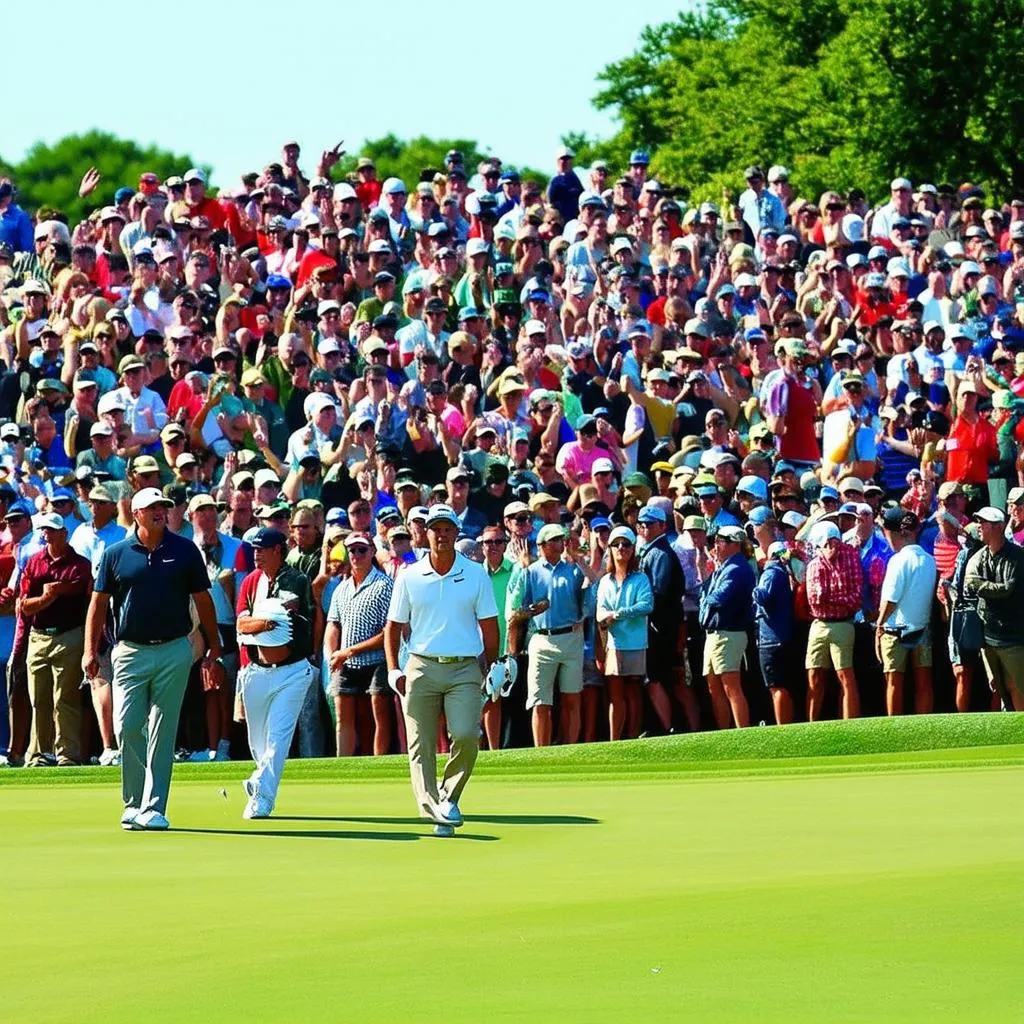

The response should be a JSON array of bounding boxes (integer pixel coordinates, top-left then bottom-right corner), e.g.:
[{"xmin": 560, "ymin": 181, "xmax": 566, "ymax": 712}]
[
  {"xmin": 880, "ymin": 544, "xmax": 937, "ymax": 632},
  {"xmin": 387, "ymin": 551, "xmax": 498, "ymax": 657}
]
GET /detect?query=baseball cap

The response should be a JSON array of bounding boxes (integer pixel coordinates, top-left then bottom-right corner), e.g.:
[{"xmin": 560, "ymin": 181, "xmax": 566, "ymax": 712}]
[
  {"xmin": 425, "ymin": 504, "xmax": 460, "ymax": 528},
  {"xmin": 187, "ymin": 493, "xmax": 217, "ymax": 515},
  {"xmin": 591, "ymin": 457, "xmax": 615, "ymax": 476},
  {"xmin": 249, "ymin": 527, "xmax": 288, "ymax": 549},
  {"xmin": 809, "ymin": 521, "xmax": 841, "ymax": 546},
  {"xmin": 973, "ymin": 507, "xmax": 1006, "ymax": 524},
  {"xmin": 537, "ymin": 523, "xmax": 568, "ymax": 544},
  {"xmin": 131, "ymin": 487, "xmax": 173, "ymax": 512},
  {"xmin": 716, "ymin": 525, "xmax": 746, "ymax": 543},
  {"xmin": 747, "ymin": 505, "xmax": 775, "ymax": 527},
  {"xmin": 37, "ymin": 511, "xmax": 66, "ymax": 531},
  {"xmin": 636, "ymin": 505, "xmax": 667, "ymax": 524},
  {"xmin": 736, "ymin": 476, "xmax": 768, "ymax": 501}
]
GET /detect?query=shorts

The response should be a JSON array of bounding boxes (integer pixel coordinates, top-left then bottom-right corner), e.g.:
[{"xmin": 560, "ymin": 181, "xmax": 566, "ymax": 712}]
[
  {"xmin": 329, "ymin": 662, "xmax": 387, "ymax": 698},
  {"xmin": 81, "ymin": 649, "xmax": 114, "ymax": 690},
  {"xmin": 879, "ymin": 629, "xmax": 933, "ymax": 675},
  {"xmin": 605, "ymin": 646, "xmax": 646, "ymax": 678},
  {"xmin": 702, "ymin": 630, "xmax": 746, "ymax": 676},
  {"xmin": 583, "ymin": 657, "xmax": 604, "ymax": 689},
  {"xmin": 758, "ymin": 645, "xmax": 792, "ymax": 691},
  {"xmin": 980, "ymin": 644, "xmax": 1024, "ymax": 700},
  {"xmin": 526, "ymin": 628, "xmax": 584, "ymax": 709},
  {"xmin": 806, "ymin": 619, "xmax": 854, "ymax": 671}
]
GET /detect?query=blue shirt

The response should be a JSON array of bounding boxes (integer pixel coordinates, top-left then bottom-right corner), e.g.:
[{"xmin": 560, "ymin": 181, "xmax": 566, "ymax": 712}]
[
  {"xmin": 96, "ymin": 528, "xmax": 210, "ymax": 644},
  {"xmin": 752, "ymin": 559, "xmax": 793, "ymax": 647},
  {"xmin": 510, "ymin": 558, "xmax": 585, "ymax": 630},
  {"xmin": 699, "ymin": 552, "xmax": 756, "ymax": 632},
  {"xmin": 0, "ymin": 203, "xmax": 34, "ymax": 253}
]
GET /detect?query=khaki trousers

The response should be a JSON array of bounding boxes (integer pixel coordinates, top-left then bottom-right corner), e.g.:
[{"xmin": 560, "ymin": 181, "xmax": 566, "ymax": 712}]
[
  {"xmin": 26, "ymin": 627, "xmax": 84, "ymax": 766},
  {"xmin": 403, "ymin": 654, "xmax": 482, "ymax": 820}
]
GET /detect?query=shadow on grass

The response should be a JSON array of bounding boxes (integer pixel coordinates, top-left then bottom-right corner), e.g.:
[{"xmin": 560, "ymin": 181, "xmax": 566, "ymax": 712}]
[
  {"xmin": 171, "ymin": 827, "xmax": 499, "ymax": 842},
  {"xmin": 273, "ymin": 814, "xmax": 600, "ymax": 826}
]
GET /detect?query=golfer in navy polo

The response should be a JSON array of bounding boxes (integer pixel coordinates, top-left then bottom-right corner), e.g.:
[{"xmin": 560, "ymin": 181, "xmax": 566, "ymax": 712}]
[{"xmin": 84, "ymin": 488, "xmax": 222, "ymax": 831}]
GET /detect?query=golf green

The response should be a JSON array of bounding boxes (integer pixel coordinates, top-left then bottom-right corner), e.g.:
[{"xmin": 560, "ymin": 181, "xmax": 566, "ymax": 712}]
[{"xmin": 1, "ymin": 716, "xmax": 1022, "ymax": 1022}]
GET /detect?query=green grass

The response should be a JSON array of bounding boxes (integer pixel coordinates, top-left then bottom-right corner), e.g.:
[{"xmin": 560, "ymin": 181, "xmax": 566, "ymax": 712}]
[{"xmin": 1, "ymin": 715, "xmax": 1022, "ymax": 1022}]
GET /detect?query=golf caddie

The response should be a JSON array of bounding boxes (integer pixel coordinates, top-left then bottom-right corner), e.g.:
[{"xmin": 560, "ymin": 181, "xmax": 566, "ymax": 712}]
[
  {"xmin": 83, "ymin": 488, "xmax": 221, "ymax": 831},
  {"xmin": 384, "ymin": 504, "xmax": 499, "ymax": 837}
]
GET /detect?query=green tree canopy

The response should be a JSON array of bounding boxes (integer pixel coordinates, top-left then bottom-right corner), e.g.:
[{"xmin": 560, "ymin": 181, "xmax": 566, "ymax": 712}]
[
  {"xmin": 590, "ymin": 0, "xmax": 1024, "ymax": 205},
  {"xmin": 0, "ymin": 131, "xmax": 199, "ymax": 226}
]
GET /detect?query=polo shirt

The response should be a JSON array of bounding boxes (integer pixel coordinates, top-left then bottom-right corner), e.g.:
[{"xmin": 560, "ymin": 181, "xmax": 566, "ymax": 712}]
[
  {"xmin": 508, "ymin": 558, "xmax": 585, "ymax": 632},
  {"xmin": 95, "ymin": 528, "xmax": 209, "ymax": 644},
  {"xmin": 486, "ymin": 556, "xmax": 514, "ymax": 656},
  {"xmin": 327, "ymin": 566, "xmax": 393, "ymax": 668},
  {"xmin": 71, "ymin": 519, "xmax": 128, "ymax": 578},
  {"xmin": 879, "ymin": 544, "xmax": 937, "ymax": 633},
  {"xmin": 20, "ymin": 545, "xmax": 92, "ymax": 634},
  {"xmin": 387, "ymin": 552, "xmax": 497, "ymax": 658}
]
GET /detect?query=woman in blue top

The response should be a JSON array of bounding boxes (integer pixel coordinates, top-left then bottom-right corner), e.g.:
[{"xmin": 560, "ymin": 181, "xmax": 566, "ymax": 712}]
[{"xmin": 596, "ymin": 526, "xmax": 654, "ymax": 740}]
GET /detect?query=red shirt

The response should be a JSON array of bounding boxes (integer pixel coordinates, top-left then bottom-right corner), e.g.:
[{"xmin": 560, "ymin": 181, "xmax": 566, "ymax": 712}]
[
  {"xmin": 945, "ymin": 415, "xmax": 998, "ymax": 484},
  {"xmin": 356, "ymin": 180, "xmax": 382, "ymax": 210},
  {"xmin": 805, "ymin": 542, "xmax": 863, "ymax": 620},
  {"xmin": 933, "ymin": 533, "xmax": 961, "ymax": 582},
  {"xmin": 646, "ymin": 296, "xmax": 668, "ymax": 327},
  {"xmin": 20, "ymin": 545, "xmax": 92, "ymax": 633}
]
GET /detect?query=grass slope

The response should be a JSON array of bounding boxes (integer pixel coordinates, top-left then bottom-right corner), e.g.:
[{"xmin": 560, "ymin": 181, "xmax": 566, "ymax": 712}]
[{"xmin": 3, "ymin": 712, "xmax": 1022, "ymax": 787}]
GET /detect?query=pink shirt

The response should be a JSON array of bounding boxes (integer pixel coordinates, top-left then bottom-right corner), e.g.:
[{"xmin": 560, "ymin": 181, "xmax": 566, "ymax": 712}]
[
  {"xmin": 440, "ymin": 404, "xmax": 466, "ymax": 439},
  {"xmin": 555, "ymin": 442, "xmax": 614, "ymax": 484}
]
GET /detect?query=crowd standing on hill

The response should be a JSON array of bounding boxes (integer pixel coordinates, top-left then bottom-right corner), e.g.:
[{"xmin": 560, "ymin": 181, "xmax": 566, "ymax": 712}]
[{"xmin": 0, "ymin": 146, "xmax": 1023, "ymax": 772}]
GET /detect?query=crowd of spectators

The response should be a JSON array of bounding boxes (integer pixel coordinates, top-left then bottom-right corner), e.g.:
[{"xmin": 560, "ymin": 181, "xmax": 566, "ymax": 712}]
[{"xmin": 1, "ymin": 146, "xmax": 1023, "ymax": 766}]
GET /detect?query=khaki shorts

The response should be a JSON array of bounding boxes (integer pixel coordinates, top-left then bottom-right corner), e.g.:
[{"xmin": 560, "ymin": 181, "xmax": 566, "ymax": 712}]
[
  {"xmin": 806, "ymin": 619, "xmax": 855, "ymax": 670},
  {"xmin": 980, "ymin": 644, "xmax": 1024, "ymax": 703},
  {"xmin": 702, "ymin": 630, "xmax": 747, "ymax": 676},
  {"xmin": 879, "ymin": 629, "xmax": 933, "ymax": 675},
  {"xmin": 526, "ymin": 628, "xmax": 584, "ymax": 709}
]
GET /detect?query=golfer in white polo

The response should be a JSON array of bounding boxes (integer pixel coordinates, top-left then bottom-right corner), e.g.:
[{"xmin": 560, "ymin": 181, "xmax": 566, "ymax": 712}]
[{"xmin": 384, "ymin": 504, "xmax": 499, "ymax": 837}]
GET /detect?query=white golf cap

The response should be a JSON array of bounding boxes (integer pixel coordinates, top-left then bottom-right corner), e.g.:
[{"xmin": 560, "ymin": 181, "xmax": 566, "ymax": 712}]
[
  {"xmin": 37, "ymin": 512, "xmax": 65, "ymax": 530},
  {"xmin": 591, "ymin": 457, "xmax": 615, "ymax": 475},
  {"xmin": 425, "ymin": 503, "xmax": 460, "ymax": 528},
  {"xmin": 254, "ymin": 468, "xmax": 280, "ymax": 489},
  {"xmin": 973, "ymin": 506, "xmax": 1006, "ymax": 524},
  {"xmin": 131, "ymin": 487, "xmax": 173, "ymax": 512},
  {"xmin": 809, "ymin": 521, "xmax": 841, "ymax": 547}
]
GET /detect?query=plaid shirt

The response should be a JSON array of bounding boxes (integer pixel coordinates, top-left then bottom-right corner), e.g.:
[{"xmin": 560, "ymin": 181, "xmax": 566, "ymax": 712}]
[{"xmin": 806, "ymin": 542, "xmax": 863, "ymax": 621}]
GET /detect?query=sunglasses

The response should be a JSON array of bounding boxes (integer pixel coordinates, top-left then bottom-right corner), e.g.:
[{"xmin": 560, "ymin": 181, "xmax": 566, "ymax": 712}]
[
  {"xmin": 610, "ymin": 540, "xmax": 633, "ymax": 549},
  {"xmin": 481, "ymin": 539, "xmax": 507, "ymax": 547},
  {"xmin": 346, "ymin": 545, "xmax": 370, "ymax": 555},
  {"xmin": 508, "ymin": 514, "xmax": 531, "ymax": 524}
]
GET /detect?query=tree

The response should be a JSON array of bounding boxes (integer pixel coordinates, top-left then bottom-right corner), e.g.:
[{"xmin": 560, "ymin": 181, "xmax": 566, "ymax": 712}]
[
  {"xmin": 588, "ymin": 0, "xmax": 1024, "ymax": 204},
  {"xmin": 0, "ymin": 131, "xmax": 199, "ymax": 225}
]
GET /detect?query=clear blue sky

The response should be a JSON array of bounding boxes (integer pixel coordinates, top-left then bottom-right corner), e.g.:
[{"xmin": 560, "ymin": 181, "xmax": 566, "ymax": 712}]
[{"xmin": 5, "ymin": 1, "xmax": 687, "ymax": 186}]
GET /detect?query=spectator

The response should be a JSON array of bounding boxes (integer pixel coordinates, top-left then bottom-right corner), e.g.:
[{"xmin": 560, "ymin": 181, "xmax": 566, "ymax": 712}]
[
  {"xmin": 805, "ymin": 522, "xmax": 864, "ymax": 720},
  {"xmin": 753, "ymin": 541, "xmax": 797, "ymax": 724},
  {"xmin": 596, "ymin": 526, "xmax": 653, "ymax": 740}
]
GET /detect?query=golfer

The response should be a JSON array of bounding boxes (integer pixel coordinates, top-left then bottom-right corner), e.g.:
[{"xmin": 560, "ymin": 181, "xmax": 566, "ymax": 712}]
[
  {"xmin": 235, "ymin": 528, "xmax": 316, "ymax": 819},
  {"xmin": 384, "ymin": 504, "xmax": 499, "ymax": 837},
  {"xmin": 84, "ymin": 488, "xmax": 221, "ymax": 831}
]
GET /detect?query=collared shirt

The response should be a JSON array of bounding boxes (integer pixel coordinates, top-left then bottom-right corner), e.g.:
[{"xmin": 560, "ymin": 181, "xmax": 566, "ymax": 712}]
[
  {"xmin": 71, "ymin": 519, "xmax": 127, "ymax": 579},
  {"xmin": 96, "ymin": 528, "xmax": 209, "ymax": 644},
  {"xmin": 486, "ymin": 556, "xmax": 515, "ymax": 656},
  {"xmin": 880, "ymin": 544, "xmax": 937, "ymax": 633},
  {"xmin": 327, "ymin": 565, "xmax": 393, "ymax": 668},
  {"xmin": 20, "ymin": 545, "xmax": 92, "ymax": 633},
  {"xmin": 114, "ymin": 385, "xmax": 168, "ymax": 442},
  {"xmin": 698, "ymin": 552, "xmax": 756, "ymax": 633},
  {"xmin": 508, "ymin": 557, "xmax": 585, "ymax": 632},
  {"xmin": 387, "ymin": 552, "xmax": 497, "ymax": 658},
  {"xmin": 805, "ymin": 542, "xmax": 864, "ymax": 620}
]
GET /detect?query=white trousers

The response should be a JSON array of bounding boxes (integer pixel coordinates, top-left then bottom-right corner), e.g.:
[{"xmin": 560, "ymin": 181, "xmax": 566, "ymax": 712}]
[{"xmin": 240, "ymin": 660, "xmax": 315, "ymax": 807}]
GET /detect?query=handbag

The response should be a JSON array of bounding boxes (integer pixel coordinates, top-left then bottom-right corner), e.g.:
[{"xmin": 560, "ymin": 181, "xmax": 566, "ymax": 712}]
[{"xmin": 950, "ymin": 607, "xmax": 984, "ymax": 653}]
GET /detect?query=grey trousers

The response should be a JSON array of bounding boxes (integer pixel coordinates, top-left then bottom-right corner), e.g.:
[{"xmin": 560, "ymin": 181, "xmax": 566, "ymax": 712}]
[{"xmin": 112, "ymin": 637, "xmax": 193, "ymax": 817}]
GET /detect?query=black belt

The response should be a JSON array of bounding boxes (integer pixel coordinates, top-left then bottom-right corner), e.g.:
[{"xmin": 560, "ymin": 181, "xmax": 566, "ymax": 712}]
[
  {"xmin": 535, "ymin": 625, "xmax": 577, "ymax": 637},
  {"xmin": 818, "ymin": 617, "xmax": 853, "ymax": 624},
  {"xmin": 31, "ymin": 625, "xmax": 78, "ymax": 637}
]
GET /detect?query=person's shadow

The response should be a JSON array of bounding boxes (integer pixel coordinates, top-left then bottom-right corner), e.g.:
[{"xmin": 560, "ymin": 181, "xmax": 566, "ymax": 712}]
[
  {"xmin": 171, "ymin": 827, "xmax": 499, "ymax": 842},
  {"xmin": 271, "ymin": 815, "xmax": 600, "ymax": 827}
]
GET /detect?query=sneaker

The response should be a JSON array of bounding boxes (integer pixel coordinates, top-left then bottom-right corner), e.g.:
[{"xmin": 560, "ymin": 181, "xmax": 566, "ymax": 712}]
[
  {"xmin": 134, "ymin": 810, "xmax": 170, "ymax": 830},
  {"xmin": 213, "ymin": 740, "xmax": 231, "ymax": 763},
  {"xmin": 99, "ymin": 748, "xmax": 121, "ymax": 767},
  {"xmin": 173, "ymin": 748, "xmax": 192, "ymax": 763},
  {"xmin": 435, "ymin": 799, "xmax": 463, "ymax": 827},
  {"xmin": 241, "ymin": 779, "xmax": 272, "ymax": 819},
  {"xmin": 187, "ymin": 749, "xmax": 215, "ymax": 763},
  {"xmin": 120, "ymin": 808, "xmax": 141, "ymax": 831},
  {"xmin": 432, "ymin": 824, "xmax": 456, "ymax": 838},
  {"xmin": 0, "ymin": 755, "xmax": 24, "ymax": 768}
]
